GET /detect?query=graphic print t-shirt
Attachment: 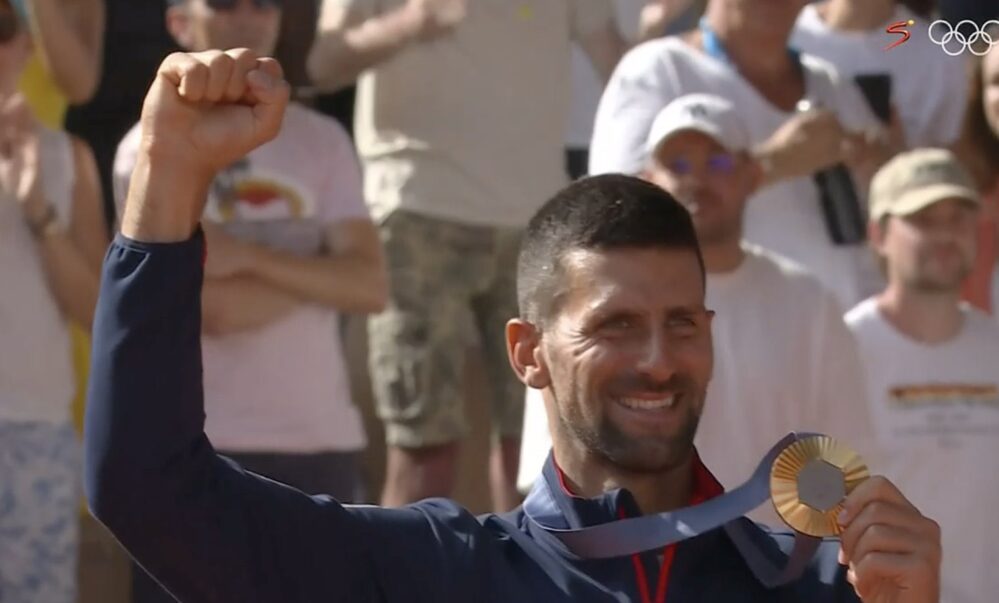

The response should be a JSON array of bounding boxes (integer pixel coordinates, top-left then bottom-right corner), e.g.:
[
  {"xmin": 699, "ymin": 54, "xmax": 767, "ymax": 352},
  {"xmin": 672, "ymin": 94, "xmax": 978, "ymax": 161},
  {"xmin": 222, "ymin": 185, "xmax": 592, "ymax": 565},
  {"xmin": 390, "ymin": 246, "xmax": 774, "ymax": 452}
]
[
  {"xmin": 845, "ymin": 298, "xmax": 999, "ymax": 603},
  {"xmin": 114, "ymin": 103, "xmax": 370, "ymax": 453}
]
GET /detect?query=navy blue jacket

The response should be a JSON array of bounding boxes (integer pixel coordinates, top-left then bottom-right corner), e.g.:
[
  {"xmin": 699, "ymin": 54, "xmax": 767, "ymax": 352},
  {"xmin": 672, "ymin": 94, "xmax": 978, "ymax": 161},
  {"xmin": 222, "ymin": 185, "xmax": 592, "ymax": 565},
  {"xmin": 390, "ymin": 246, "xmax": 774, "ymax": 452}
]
[{"xmin": 85, "ymin": 232, "xmax": 862, "ymax": 602}]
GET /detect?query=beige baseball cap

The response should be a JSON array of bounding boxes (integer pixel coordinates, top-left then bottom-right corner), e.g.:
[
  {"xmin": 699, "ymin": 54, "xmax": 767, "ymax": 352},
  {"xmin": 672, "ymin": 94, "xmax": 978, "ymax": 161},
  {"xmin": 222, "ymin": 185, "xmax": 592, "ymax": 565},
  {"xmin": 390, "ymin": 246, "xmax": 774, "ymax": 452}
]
[
  {"xmin": 645, "ymin": 94, "xmax": 750, "ymax": 158},
  {"xmin": 869, "ymin": 148, "xmax": 979, "ymax": 222}
]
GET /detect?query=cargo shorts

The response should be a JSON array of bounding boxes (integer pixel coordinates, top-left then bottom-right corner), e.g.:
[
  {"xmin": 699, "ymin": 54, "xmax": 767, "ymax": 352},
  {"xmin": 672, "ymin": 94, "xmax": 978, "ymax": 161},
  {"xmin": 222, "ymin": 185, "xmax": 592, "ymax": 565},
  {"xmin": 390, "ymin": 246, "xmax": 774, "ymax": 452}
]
[{"xmin": 368, "ymin": 209, "xmax": 525, "ymax": 448}]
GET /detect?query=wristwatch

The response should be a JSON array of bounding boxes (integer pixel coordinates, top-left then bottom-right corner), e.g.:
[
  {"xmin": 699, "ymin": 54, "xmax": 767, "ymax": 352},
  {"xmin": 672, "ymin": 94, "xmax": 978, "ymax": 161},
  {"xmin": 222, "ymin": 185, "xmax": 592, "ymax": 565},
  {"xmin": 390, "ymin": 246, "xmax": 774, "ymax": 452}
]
[{"xmin": 26, "ymin": 204, "xmax": 63, "ymax": 239}]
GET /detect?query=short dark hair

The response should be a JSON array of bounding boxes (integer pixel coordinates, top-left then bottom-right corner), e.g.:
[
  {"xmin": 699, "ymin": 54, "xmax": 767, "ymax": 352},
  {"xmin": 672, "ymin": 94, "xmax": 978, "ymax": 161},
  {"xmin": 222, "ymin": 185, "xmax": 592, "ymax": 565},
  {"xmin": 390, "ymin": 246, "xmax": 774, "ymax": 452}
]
[{"xmin": 517, "ymin": 174, "xmax": 705, "ymax": 325}]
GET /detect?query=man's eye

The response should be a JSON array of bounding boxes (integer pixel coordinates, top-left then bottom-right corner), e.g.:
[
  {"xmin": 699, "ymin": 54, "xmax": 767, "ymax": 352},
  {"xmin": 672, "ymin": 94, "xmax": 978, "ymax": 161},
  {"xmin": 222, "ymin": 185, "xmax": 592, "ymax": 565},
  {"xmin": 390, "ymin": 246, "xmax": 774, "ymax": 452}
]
[
  {"xmin": 668, "ymin": 158, "xmax": 693, "ymax": 175},
  {"xmin": 707, "ymin": 154, "xmax": 736, "ymax": 173},
  {"xmin": 601, "ymin": 317, "xmax": 636, "ymax": 331}
]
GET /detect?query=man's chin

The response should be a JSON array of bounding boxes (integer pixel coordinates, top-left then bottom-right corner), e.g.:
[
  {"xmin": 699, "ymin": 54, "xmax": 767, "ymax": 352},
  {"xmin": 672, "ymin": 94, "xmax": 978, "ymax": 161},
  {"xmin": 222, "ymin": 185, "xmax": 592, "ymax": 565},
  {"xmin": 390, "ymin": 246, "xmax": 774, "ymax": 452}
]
[{"xmin": 599, "ymin": 438, "xmax": 696, "ymax": 474}]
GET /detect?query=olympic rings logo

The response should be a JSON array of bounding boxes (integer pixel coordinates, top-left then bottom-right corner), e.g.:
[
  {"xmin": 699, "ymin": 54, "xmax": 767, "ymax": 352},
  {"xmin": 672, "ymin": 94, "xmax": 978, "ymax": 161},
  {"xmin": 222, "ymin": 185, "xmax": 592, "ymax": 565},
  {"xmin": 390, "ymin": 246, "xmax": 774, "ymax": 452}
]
[{"xmin": 928, "ymin": 20, "xmax": 999, "ymax": 56}]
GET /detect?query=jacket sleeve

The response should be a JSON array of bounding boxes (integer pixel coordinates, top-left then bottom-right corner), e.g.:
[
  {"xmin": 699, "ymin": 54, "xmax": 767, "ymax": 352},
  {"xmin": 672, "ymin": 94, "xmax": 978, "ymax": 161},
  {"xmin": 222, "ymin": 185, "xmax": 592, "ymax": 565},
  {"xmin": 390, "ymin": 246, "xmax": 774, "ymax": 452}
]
[{"xmin": 83, "ymin": 231, "xmax": 483, "ymax": 602}]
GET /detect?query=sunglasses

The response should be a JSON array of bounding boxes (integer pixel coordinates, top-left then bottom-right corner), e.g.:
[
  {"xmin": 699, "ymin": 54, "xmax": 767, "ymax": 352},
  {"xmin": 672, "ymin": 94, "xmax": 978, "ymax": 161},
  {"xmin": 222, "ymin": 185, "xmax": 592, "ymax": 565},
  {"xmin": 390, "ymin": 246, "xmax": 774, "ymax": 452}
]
[{"xmin": 205, "ymin": 0, "xmax": 281, "ymax": 10}]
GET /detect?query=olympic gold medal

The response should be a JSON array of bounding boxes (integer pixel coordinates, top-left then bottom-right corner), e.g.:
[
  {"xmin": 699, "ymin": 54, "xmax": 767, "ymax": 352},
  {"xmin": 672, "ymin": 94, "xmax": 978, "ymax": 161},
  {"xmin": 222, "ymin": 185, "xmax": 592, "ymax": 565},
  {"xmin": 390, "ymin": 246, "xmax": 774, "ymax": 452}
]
[{"xmin": 769, "ymin": 436, "xmax": 869, "ymax": 537}]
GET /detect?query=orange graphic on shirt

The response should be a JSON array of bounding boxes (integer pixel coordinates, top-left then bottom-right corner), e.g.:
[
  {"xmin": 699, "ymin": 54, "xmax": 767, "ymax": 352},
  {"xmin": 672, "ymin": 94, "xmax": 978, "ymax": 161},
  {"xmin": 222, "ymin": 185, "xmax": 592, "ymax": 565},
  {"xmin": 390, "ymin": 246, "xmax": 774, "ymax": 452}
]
[
  {"xmin": 214, "ymin": 177, "xmax": 307, "ymax": 222},
  {"xmin": 889, "ymin": 383, "xmax": 999, "ymax": 408}
]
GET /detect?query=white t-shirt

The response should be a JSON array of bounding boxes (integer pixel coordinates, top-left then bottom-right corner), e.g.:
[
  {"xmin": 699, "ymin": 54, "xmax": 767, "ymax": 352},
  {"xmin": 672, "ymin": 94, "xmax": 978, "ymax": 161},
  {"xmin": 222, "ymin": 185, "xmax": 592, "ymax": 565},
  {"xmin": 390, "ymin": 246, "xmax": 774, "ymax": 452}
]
[
  {"xmin": 845, "ymin": 298, "xmax": 999, "ymax": 603},
  {"xmin": 519, "ymin": 246, "xmax": 876, "ymax": 528},
  {"xmin": 567, "ymin": 0, "xmax": 645, "ymax": 149},
  {"xmin": 589, "ymin": 37, "xmax": 881, "ymax": 309},
  {"xmin": 114, "ymin": 104, "xmax": 369, "ymax": 453},
  {"xmin": 791, "ymin": 4, "xmax": 969, "ymax": 148},
  {"xmin": 0, "ymin": 127, "xmax": 76, "ymax": 424}
]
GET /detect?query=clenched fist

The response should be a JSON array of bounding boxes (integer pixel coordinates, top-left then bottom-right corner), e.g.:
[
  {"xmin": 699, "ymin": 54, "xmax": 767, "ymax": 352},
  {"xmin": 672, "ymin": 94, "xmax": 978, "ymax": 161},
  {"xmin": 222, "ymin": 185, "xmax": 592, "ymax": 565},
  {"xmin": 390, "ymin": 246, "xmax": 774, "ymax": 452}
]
[{"xmin": 121, "ymin": 49, "xmax": 290, "ymax": 243}]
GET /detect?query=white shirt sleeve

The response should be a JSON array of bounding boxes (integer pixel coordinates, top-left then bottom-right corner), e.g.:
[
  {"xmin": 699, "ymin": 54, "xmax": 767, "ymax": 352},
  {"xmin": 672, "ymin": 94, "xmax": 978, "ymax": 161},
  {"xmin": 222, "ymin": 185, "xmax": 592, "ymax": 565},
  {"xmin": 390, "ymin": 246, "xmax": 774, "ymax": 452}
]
[{"xmin": 588, "ymin": 40, "xmax": 681, "ymax": 175}]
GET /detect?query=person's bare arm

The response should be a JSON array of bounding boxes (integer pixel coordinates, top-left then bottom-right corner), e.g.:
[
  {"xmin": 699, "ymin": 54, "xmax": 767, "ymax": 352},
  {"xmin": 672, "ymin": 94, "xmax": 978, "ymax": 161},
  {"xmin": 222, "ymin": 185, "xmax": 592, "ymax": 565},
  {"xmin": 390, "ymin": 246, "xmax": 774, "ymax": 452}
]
[
  {"xmin": 3, "ymin": 99, "xmax": 104, "ymax": 330},
  {"xmin": 201, "ymin": 276, "xmax": 300, "ymax": 336},
  {"xmin": 578, "ymin": 21, "xmax": 627, "ymax": 83},
  {"xmin": 307, "ymin": 0, "xmax": 464, "ymax": 91},
  {"xmin": 25, "ymin": 0, "xmax": 106, "ymax": 104},
  {"xmin": 246, "ymin": 219, "xmax": 387, "ymax": 313}
]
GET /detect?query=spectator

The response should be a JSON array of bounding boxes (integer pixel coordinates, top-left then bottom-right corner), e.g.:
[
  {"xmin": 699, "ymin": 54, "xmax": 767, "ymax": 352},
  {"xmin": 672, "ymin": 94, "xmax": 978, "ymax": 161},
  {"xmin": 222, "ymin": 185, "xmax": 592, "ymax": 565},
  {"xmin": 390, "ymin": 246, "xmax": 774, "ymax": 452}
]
[
  {"xmin": 14, "ymin": 0, "xmax": 105, "ymax": 128},
  {"xmin": 519, "ymin": 95, "xmax": 875, "ymax": 521},
  {"xmin": 791, "ymin": 0, "xmax": 968, "ymax": 149},
  {"xmin": 845, "ymin": 148, "xmax": 999, "ymax": 601},
  {"xmin": 308, "ymin": 0, "xmax": 626, "ymax": 510},
  {"xmin": 65, "ymin": 0, "xmax": 177, "ymax": 232},
  {"xmin": 955, "ymin": 38, "xmax": 999, "ymax": 315},
  {"xmin": 589, "ymin": 0, "xmax": 891, "ymax": 309},
  {"xmin": 0, "ymin": 1, "xmax": 105, "ymax": 600},
  {"xmin": 113, "ymin": 0, "xmax": 387, "ymax": 599},
  {"xmin": 565, "ymin": 0, "xmax": 705, "ymax": 180}
]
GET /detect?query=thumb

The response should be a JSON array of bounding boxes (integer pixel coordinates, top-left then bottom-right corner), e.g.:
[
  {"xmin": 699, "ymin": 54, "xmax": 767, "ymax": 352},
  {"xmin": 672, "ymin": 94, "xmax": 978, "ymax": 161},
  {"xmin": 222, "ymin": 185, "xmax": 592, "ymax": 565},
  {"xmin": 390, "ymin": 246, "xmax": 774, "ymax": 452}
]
[{"xmin": 246, "ymin": 58, "xmax": 289, "ymax": 144}]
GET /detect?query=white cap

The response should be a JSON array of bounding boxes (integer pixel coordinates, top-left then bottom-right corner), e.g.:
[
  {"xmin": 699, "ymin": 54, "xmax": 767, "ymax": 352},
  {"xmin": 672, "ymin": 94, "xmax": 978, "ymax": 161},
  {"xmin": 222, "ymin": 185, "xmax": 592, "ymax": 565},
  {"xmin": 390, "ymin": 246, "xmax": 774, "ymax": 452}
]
[{"xmin": 645, "ymin": 94, "xmax": 750, "ymax": 158}]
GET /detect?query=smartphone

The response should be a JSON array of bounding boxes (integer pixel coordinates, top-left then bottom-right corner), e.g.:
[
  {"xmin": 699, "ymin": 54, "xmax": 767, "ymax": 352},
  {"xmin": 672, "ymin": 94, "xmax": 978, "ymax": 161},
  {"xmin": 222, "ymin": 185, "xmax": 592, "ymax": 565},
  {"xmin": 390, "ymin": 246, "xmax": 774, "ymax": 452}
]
[{"xmin": 854, "ymin": 73, "xmax": 893, "ymax": 124}]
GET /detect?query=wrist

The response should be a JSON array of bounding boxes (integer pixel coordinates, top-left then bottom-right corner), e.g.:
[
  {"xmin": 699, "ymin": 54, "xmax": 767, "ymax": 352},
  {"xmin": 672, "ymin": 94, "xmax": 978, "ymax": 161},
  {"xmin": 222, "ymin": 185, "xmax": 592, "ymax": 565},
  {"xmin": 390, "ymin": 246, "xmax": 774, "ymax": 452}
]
[
  {"xmin": 25, "ymin": 202, "xmax": 63, "ymax": 239},
  {"xmin": 119, "ymin": 150, "xmax": 214, "ymax": 243}
]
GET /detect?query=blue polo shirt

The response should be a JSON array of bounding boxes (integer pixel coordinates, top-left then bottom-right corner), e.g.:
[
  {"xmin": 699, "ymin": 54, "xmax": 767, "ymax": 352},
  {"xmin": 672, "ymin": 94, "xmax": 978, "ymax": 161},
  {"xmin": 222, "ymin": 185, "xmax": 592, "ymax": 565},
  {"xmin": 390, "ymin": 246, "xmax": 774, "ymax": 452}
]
[{"xmin": 84, "ymin": 231, "xmax": 861, "ymax": 602}]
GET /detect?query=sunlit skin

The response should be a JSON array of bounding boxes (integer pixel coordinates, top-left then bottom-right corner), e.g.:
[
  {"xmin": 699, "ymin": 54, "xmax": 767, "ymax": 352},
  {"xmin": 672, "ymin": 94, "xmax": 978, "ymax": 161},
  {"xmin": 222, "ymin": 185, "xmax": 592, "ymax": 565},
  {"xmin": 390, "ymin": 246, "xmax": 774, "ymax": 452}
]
[
  {"xmin": 874, "ymin": 198, "xmax": 979, "ymax": 293},
  {"xmin": 509, "ymin": 247, "xmax": 714, "ymax": 511}
]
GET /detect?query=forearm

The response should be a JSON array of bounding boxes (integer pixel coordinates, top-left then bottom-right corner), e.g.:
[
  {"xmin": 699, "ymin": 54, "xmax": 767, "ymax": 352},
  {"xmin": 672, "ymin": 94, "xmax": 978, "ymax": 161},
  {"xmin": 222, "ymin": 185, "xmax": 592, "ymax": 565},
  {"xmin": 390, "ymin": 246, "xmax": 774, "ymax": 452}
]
[
  {"xmin": 33, "ymin": 230, "xmax": 100, "ymax": 330},
  {"xmin": 307, "ymin": 4, "xmax": 423, "ymax": 91},
  {"xmin": 249, "ymin": 246, "xmax": 387, "ymax": 313},
  {"xmin": 26, "ymin": 0, "xmax": 104, "ymax": 103},
  {"xmin": 201, "ymin": 275, "xmax": 300, "ymax": 336}
]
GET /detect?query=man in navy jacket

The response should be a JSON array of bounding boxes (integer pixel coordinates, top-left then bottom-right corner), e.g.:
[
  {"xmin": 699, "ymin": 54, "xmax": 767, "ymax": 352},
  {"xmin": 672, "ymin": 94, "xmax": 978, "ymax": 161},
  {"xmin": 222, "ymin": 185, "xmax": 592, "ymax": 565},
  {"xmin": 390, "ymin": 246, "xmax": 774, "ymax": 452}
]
[{"xmin": 85, "ymin": 49, "xmax": 942, "ymax": 602}]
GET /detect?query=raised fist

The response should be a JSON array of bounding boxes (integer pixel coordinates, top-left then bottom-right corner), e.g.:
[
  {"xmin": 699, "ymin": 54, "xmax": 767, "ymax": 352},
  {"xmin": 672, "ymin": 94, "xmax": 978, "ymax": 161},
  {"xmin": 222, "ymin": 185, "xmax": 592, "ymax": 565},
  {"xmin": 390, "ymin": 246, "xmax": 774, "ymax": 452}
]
[
  {"xmin": 120, "ymin": 50, "xmax": 291, "ymax": 242},
  {"xmin": 138, "ymin": 49, "xmax": 290, "ymax": 183}
]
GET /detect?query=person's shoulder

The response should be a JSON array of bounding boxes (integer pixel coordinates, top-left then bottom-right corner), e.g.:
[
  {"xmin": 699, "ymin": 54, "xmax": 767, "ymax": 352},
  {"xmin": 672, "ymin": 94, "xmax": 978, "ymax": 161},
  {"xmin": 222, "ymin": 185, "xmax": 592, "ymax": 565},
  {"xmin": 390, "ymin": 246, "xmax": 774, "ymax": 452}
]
[
  {"xmin": 281, "ymin": 102, "xmax": 355, "ymax": 148},
  {"xmin": 960, "ymin": 303, "xmax": 999, "ymax": 344},
  {"xmin": 744, "ymin": 244, "xmax": 830, "ymax": 298},
  {"xmin": 616, "ymin": 35, "xmax": 701, "ymax": 77}
]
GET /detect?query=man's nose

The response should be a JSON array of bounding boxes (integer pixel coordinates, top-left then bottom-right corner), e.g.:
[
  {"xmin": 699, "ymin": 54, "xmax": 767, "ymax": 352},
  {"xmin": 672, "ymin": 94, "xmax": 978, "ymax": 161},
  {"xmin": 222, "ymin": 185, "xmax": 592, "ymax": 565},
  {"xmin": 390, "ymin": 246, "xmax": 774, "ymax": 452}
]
[{"xmin": 634, "ymin": 330, "xmax": 678, "ymax": 385}]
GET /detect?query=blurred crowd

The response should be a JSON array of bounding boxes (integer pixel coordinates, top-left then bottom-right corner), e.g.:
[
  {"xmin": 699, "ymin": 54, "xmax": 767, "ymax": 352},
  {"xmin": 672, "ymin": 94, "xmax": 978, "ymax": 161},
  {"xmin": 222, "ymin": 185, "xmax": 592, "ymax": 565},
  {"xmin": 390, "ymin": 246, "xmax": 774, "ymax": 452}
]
[{"xmin": 1, "ymin": 0, "xmax": 997, "ymax": 602}]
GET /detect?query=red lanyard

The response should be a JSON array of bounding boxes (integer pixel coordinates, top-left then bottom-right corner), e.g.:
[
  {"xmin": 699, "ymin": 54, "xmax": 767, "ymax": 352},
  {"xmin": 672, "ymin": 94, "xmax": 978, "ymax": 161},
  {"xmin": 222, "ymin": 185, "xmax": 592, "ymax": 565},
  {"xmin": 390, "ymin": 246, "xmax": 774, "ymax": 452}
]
[{"xmin": 618, "ymin": 507, "xmax": 675, "ymax": 603}]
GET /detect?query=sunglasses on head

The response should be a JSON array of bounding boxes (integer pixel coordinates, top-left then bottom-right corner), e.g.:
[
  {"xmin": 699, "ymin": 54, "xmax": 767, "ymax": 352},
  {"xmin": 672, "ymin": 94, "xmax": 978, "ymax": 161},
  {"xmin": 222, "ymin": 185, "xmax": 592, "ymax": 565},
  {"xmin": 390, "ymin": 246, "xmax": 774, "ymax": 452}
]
[{"xmin": 205, "ymin": 0, "xmax": 281, "ymax": 10}]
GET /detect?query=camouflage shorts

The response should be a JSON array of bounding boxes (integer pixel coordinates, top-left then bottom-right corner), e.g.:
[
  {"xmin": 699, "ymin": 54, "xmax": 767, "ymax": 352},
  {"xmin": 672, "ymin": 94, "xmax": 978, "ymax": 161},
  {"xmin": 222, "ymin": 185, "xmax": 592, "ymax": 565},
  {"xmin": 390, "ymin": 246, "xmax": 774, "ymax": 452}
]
[{"xmin": 368, "ymin": 210, "xmax": 525, "ymax": 448}]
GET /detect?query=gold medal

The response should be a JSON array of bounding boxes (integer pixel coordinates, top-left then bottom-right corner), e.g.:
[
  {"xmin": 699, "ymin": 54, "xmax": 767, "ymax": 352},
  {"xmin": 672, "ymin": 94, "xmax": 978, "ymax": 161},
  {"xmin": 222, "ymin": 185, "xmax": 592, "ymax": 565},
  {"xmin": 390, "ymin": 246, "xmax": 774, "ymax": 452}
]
[{"xmin": 769, "ymin": 436, "xmax": 869, "ymax": 537}]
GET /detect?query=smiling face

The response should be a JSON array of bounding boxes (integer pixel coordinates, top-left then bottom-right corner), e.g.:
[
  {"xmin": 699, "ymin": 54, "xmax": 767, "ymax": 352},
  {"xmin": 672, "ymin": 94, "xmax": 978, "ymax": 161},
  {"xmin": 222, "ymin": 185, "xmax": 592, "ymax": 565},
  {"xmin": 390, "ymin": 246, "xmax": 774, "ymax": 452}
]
[{"xmin": 539, "ymin": 246, "xmax": 714, "ymax": 473}]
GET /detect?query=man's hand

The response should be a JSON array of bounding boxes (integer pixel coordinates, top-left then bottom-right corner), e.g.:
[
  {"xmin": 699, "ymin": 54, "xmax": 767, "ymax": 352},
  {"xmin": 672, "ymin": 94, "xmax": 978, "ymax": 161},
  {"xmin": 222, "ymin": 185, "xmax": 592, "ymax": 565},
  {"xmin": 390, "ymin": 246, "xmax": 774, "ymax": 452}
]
[
  {"xmin": 838, "ymin": 476, "xmax": 941, "ymax": 602},
  {"xmin": 638, "ymin": 0, "xmax": 695, "ymax": 42},
  {"xmin": 753, "ymin": 108, "xmax": 850, "ymax": 187},
  {"xmin": 121, "ymin": 49, "xmax": 290, "ymax": 243},
  {"xmin": 0, "ymin": 94, "xmax": 46, "ymax": 222},
  {"xmin": 405, "ymin": 0, "xmax": 466, "ymax": 41}
]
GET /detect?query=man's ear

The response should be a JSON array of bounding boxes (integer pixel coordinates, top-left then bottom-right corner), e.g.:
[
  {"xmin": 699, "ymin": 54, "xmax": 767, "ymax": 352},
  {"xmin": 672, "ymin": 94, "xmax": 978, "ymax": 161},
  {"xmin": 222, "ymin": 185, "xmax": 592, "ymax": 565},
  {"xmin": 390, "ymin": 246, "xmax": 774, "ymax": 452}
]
[
  {"xmin": 506, "ymin": 318, "xmax": 551, "ymax": 390},
  {"xmin": 166, "ymin": 4, "xmax": 194, "ymax": 49},
  {"xmin": 869, "ymin": 217, "xmax": 887, "ymax": 253}
]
